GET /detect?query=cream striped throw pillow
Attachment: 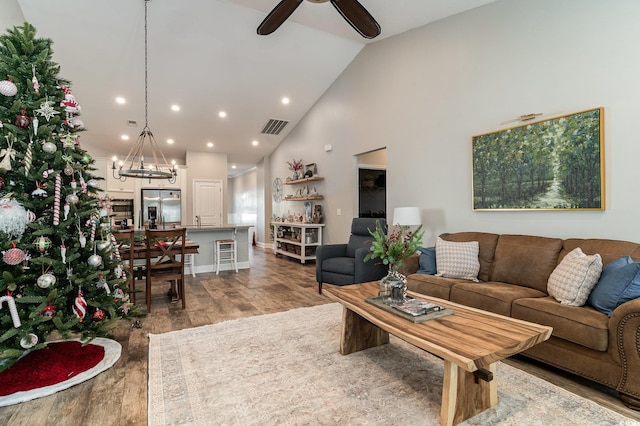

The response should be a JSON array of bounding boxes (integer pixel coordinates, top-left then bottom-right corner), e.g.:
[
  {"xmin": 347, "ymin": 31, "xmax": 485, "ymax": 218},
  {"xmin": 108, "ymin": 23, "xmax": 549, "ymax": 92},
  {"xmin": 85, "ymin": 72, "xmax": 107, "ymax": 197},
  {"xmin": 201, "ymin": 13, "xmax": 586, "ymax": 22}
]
[
  {"xmin": 548, "ymin": 247, "xmax": 602, "ymax": 306},
  {"xmin": 435, "ymin": 237, "xmax": 480, "ymax": 282}
]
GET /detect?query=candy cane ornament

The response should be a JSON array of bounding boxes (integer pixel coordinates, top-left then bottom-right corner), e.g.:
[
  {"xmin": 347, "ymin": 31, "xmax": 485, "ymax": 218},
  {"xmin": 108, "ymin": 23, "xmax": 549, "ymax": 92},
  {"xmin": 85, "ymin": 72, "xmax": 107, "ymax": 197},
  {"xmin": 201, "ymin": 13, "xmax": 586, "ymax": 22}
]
[
  {"xmin": 53, "ymin": 174, "xmax": 61, "ymax": 225},
  {"xmin": 110, "ymin": 233, "xmax": 121, "ymax": 260},
  {"xmin": 73, "ymin": 288, "xmax": 87, "ymax": 323},
  {"xmin": 24, "ymin": 140, "xmax": 33, "ymax": 175},
  {"xmin": 0, "ymin": 294, "xmax": 21, "ymax": 328}
]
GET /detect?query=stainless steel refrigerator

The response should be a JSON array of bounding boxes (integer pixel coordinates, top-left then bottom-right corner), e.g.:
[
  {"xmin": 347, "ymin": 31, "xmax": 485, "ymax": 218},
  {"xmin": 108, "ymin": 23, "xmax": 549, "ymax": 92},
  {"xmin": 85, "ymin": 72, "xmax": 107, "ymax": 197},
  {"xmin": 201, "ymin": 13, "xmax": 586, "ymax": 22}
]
[{"xmin": 141, "ymin": 189, "xmax": 181, "ymax": 229}]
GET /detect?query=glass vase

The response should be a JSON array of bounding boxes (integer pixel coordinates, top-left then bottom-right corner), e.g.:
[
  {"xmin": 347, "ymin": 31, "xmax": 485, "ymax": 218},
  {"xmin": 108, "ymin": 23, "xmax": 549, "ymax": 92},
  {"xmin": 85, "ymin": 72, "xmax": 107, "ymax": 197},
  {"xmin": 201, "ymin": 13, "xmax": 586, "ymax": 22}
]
[{"xmin": 379, "ymin": 269, "xmax": 407, "ymax": 304}]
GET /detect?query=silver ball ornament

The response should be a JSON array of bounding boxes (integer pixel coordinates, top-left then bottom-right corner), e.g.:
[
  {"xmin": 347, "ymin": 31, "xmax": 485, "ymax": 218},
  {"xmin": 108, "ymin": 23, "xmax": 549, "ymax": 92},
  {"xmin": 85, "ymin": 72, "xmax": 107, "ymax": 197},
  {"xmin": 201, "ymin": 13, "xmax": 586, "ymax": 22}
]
[
  {"xmin": 96, "ymin": 240, "xmax": 111, "ymax": 251},
  {"xmin": 37, "ymin": 273, "xmax": 57, "ymax": 288},
  {"xmin": 66, "ymin": 193, "xmax": 79, "ymax": 204},
  {"xmin": 87, "ymin": 254, "xmax": 102, "ymax": 267},
  {"xmin": 20, "ymin": 333, "xmax": 39, "ymax": 349},
  {"xmin": 87, "ymin": 179, "xmax": 99, "ymax": 188},
  {"xmin": 42, "ymin": 142, "xmax": 57, "ymax": 153}
]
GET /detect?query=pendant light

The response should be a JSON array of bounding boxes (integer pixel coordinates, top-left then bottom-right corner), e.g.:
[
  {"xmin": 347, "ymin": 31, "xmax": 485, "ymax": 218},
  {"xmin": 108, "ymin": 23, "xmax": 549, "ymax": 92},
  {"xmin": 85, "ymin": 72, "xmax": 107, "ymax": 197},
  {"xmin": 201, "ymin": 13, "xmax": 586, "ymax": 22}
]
[{"xmin": 113, "ymin": 0, "xmax": 176, "ymax": 183}]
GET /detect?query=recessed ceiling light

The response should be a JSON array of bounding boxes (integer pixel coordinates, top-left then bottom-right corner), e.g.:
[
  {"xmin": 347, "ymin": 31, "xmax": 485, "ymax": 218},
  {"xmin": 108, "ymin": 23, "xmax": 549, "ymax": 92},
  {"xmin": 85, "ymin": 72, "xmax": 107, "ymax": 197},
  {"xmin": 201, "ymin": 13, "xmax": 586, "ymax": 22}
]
[
  {"xmin": 281, "ymin": 97, "xmax": 290, "ymax": 105},
  {"xmin": 167, "ymin": 139, "xmax": 174, "ymax": 144},
  {"xmin": 252, "ymin": 140, "xmax": 259, "ymax": 146},
  {"xmin": 218, "ymin": 111, "xmax": 227, "ymax": 118},
  {"xmin": 171, "ymin": 104, "xmax": 180, "ymax": 111},
  {"xmin": 121, "ymin": 135, "xmax": 129, "ymax": 140},
  {"xmin": 207, "ymin": 142, "xmax": 214, "ymax": 148},
  {"xmin": 116, "ymin": 97, "xmax": 126, "ymax": 104},
  {"xmin": 231, "ymin": 164, "xmax": 237, "ymax": 169}
]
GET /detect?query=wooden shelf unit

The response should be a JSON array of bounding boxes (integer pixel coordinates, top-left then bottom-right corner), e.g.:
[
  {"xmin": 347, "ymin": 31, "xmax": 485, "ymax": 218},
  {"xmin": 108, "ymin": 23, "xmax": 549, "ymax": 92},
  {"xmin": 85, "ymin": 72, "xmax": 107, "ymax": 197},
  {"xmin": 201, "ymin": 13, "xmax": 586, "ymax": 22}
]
[
  {"xmin": 284, "ymin": 196, "xmax": 324, "ymax": 201},
  {"xmin": 272, "ymin": 222, "xmax": 325, "ymax": 264},
  {"xmin": 284, "ymin": 176, "xmax": 324, "ymax": 185}
]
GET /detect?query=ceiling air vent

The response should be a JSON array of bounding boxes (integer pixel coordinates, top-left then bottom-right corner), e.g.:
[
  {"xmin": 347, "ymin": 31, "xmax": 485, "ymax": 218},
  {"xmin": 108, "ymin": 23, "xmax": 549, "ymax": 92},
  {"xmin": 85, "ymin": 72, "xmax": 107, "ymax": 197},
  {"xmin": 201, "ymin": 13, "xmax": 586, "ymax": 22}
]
[{"xmin": 261, "ymin": 118, "xmax": 288, "ymax": 135}]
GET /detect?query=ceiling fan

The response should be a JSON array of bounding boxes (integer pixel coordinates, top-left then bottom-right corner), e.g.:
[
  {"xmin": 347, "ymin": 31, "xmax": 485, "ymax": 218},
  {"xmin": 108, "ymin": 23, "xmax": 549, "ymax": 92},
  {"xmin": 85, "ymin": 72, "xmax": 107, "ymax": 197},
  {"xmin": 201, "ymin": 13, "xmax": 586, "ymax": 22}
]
[{"xmin": 257, "ymin": 0, "xmax": 381, "ymax": 39}]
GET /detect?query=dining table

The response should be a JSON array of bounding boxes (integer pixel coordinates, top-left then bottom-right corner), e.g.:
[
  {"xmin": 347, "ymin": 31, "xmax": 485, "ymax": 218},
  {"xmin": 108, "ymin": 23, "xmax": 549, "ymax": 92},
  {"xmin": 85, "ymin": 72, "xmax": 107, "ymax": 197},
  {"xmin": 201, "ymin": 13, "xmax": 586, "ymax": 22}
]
[
  {"xmin": 121, "ymin": 240, "xmax": 200, "ymax": 259},
  {"xmin": 118, "ymin": 240, "xmax": 200, "ymax": 303}
]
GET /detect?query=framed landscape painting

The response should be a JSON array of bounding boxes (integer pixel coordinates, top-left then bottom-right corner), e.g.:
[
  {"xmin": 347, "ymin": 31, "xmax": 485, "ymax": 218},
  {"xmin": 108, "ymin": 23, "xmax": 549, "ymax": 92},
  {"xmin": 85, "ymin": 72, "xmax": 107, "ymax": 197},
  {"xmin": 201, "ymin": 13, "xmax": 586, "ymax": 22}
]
[{"xmin": 472, "ymin": 107, "xmax": 604, "ymax": 211}]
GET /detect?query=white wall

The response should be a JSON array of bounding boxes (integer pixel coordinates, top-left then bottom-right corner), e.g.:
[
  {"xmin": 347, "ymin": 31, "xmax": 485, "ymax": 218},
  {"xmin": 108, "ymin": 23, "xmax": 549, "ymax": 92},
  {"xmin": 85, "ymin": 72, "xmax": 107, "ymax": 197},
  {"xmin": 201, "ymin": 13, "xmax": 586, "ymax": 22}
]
[
  {"xmin": 185, "ymin": 151, "xmax": 228, "ymax": 225},
  {"xmin": 0, "ymin": 0, "xmax": 23, "ymax": 32},
  {"xmin": 229, "ymin": 169, "xmax": 257, "ymax": 225},
  {"xmin": 269, "ymin": 0, "xmax": 640, "ymax": 245}
]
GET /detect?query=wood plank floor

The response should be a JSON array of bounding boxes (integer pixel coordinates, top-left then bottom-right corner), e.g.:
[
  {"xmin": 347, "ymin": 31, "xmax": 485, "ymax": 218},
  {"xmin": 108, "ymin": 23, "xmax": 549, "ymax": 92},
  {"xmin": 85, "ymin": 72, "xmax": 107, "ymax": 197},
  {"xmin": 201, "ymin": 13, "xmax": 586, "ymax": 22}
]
[{"xmin": 1, "ymin": 247, "xmax": 638, "ymax": 425}]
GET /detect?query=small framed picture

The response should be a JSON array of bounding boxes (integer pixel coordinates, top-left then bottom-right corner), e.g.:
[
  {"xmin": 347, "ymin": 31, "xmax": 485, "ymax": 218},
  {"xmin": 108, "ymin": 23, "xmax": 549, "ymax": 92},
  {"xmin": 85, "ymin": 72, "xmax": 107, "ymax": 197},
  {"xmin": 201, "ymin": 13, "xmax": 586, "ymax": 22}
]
[
  {"xmin": 305, "ymin": 163, "xmax": 317, "ymax": 177},
  {"xmin": 304, "ymin": 201, "xmax": 313, "ymax": 223}
]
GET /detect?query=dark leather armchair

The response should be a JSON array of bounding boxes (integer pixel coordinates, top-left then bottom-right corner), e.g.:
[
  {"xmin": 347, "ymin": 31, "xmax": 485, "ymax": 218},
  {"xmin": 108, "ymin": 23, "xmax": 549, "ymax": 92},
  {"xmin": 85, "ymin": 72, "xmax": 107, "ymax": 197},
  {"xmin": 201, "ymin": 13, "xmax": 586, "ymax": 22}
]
[{"xmin": 316, "ymin": 218, "xmax": 388, "ymax": 293}]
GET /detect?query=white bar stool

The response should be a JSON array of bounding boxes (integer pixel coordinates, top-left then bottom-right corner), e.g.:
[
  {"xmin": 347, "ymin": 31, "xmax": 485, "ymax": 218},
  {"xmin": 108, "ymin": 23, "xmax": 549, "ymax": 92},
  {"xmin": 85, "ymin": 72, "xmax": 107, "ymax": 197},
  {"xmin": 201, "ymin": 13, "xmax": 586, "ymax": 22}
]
[
  {"xmin": 183, "ymin": 230, "xmax": 195, "ymax": 277},
  {"xmin": 183, "ymin": 254, "xmax": 195, "ymax": 277},
  {"xmin": 214, "ymin": 228, "xmax": 238, "ymax": 274}
]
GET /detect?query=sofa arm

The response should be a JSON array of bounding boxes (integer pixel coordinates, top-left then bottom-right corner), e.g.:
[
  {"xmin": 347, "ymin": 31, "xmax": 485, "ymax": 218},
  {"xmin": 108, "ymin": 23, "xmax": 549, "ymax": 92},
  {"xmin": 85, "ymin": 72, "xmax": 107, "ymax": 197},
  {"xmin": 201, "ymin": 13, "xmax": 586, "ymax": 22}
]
[
  {"xmin": 609, "ymin": 298, "xmax": 640, "ymax": 399},
  {"xmin": 354, "ymin": 247, "xmax": 389, "ymax": 283},
  {"xmin": 316, "ymin": 244, "xmax": 347, "ymax": 283}
]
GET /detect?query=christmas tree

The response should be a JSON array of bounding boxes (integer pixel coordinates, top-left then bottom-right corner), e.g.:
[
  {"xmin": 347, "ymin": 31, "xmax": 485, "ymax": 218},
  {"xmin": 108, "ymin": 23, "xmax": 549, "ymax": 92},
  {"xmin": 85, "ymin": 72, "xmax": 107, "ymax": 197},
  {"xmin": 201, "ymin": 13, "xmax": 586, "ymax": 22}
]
[{"xmin": 0, "ymin": 22, "xmax": 138, "ymax": 371}]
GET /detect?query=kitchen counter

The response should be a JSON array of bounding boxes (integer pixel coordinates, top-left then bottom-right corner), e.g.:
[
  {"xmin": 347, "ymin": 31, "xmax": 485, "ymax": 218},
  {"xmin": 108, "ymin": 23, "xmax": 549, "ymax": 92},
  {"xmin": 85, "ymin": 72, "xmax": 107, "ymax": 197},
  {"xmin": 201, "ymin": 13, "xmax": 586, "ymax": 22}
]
[{"xmin": 183, "ymin": 225, "xmax": 251, "ymax": 231}]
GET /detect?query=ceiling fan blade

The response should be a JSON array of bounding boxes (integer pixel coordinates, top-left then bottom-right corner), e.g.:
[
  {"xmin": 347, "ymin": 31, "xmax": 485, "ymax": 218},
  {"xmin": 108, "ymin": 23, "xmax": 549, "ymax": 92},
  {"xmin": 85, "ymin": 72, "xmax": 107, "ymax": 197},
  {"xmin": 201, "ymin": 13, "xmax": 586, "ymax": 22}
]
[
  {"xmin": 330, "ymin": 0, "xmax": 381, "ymax": 39},
  {"xmin": 257, "ymin": 0, "xmax": 304, "ymax": 35}
]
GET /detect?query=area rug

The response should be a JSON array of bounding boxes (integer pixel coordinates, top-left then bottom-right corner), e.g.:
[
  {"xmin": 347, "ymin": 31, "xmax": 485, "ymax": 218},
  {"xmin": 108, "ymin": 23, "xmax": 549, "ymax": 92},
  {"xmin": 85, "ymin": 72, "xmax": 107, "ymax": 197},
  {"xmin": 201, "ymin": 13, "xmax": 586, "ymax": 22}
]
[
  {"xmin": 0, "ymin": 338, "xmax": 121, "ymax": 407},
  {"xmin": 148, "ymin": 303, "xmax": 637, "ymax": 425}
]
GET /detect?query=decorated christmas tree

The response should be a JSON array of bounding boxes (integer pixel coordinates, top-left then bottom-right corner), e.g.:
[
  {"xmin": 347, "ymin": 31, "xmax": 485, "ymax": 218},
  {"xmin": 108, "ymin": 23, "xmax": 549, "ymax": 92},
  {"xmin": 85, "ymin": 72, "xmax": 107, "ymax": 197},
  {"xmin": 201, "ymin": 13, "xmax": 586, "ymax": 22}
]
[{"xmin": 0, "ymin": 23, "xmax": 137, "ymax": 371}]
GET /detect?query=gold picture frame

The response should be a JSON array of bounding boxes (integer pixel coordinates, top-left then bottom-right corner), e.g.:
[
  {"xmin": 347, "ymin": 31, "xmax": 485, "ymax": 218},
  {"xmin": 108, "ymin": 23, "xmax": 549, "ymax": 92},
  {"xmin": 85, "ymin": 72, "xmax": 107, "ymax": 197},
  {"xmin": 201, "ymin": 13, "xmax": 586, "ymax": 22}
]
[{"xmin": 472, "ymin": 107, "xmax": 604, "ymax": 211}]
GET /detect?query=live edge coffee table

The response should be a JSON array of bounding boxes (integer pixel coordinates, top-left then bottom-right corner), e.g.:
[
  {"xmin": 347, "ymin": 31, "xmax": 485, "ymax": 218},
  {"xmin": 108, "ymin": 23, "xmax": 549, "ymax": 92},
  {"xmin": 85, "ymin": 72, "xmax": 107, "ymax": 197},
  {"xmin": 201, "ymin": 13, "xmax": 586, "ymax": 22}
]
[{"xmin": 324, "ymin": 282, "xmax": 552, "ymax": 426}]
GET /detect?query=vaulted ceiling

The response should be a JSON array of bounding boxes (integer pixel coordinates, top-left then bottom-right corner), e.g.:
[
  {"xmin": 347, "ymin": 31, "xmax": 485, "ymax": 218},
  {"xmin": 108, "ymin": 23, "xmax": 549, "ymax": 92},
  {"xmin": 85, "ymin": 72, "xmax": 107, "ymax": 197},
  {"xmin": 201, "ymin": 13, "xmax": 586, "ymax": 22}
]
[{"xmin": 13, "ymin": 0, "xmax": 495, "ymax": 176}]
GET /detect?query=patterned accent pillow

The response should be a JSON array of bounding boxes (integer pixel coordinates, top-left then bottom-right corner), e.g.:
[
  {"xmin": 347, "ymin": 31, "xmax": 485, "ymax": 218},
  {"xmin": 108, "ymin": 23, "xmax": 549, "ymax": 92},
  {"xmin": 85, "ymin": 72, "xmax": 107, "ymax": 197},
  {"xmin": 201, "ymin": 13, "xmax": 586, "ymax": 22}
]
[
  {"xmin": 435, "ymin": 238, "xmax": 480, "ymax": 282},
  {"xmin": 548, "ymin": 247, "xmax": 603, "ymax": 306}
]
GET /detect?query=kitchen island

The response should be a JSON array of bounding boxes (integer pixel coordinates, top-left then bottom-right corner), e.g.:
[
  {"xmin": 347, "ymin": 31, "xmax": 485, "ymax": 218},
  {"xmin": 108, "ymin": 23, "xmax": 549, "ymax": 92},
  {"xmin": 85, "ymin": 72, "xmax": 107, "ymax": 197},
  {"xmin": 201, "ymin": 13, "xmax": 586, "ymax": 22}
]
[
  {"xmin": 185, "ymin": 225, "xmax": 251, "ymax": 274},
  {"xmin": 134, "ymin": 225, "xmax": 251, "ymax": 274}
]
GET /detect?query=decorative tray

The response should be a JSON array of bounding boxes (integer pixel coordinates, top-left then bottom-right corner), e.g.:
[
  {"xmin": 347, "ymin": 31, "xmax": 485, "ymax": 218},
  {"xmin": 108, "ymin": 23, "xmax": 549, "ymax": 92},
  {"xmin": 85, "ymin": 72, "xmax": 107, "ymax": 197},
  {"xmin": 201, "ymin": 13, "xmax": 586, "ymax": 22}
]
[{"xmin": 365, "ymin": 296, "xmax": 454, "ymax": 323}]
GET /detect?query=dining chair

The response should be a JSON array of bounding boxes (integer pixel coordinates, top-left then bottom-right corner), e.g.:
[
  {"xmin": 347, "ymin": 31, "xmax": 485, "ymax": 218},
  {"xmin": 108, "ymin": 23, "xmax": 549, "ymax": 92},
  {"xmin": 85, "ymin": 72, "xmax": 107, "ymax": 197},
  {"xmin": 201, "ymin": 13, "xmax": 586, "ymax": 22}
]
[
  {"xmin": 145, "ymin": 228, "xmax": 187, "ymax": 313},
  {"xmin": 113, "ymin": 229, "xmax": 136, "ymax": 304}
]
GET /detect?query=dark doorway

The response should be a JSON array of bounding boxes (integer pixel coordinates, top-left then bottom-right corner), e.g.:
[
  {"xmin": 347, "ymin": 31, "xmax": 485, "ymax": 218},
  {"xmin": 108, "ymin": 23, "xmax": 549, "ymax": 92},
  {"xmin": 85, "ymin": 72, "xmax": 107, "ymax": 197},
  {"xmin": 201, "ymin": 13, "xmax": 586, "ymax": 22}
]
[{"xmin": 358, "ymin": 168, "xmax": 386, "ymax": 218}]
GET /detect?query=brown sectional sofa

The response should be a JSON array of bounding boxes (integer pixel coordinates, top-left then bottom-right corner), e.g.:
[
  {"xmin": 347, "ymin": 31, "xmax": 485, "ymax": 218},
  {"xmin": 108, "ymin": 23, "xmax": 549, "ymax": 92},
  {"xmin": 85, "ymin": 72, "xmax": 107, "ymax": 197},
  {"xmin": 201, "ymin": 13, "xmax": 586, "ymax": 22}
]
[{"xmin": 402, "ymin": 232, "xmax": 640, "ymax": 408}]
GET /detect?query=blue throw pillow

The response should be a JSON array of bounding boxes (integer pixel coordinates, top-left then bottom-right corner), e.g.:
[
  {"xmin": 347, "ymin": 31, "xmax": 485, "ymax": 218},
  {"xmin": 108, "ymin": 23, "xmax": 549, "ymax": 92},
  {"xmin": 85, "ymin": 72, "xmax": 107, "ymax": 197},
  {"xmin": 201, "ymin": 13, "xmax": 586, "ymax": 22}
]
[
  {"xmin": 417, "ymin": 247, "xmax": 436, "ymax": 275},
  {"xmin": 588, "ymin": 256, "xmax": 640, "ymax": 316}
]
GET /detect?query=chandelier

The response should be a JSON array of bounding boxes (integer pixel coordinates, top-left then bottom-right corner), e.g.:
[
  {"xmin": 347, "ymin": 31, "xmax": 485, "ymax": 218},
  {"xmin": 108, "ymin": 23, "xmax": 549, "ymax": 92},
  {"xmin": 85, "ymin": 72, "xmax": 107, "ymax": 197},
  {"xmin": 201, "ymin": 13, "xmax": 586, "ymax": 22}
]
[{"xmin": 112, "ymin": 0, "xmax": 176, "ymax": 183}]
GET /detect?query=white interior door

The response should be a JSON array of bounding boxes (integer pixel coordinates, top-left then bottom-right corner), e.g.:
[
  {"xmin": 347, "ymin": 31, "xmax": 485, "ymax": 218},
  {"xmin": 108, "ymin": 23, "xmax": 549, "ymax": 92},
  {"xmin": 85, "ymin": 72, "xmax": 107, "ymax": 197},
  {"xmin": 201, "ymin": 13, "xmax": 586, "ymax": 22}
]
[{"xmin": 193, "ymin": 180, "xmax": 223, "ymax": 226}]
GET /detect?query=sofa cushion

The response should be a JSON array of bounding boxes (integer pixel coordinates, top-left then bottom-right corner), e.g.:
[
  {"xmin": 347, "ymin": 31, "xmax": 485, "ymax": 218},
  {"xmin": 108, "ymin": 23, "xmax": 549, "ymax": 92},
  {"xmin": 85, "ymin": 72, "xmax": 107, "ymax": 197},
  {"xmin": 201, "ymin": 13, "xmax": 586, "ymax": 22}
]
[
  {"xmin": 417, "ymin": 247, "xmax": 436, "ymax": 275},
  {"xmin": 588, "ymin": 260, "xmax": 640, "ymax": 316},
  {"xmin": 513, "ymin": 296, "xmax": 608, "ymax": 352},
  {"xmin": 547, "ymin": 247, "xmax": 602, "ymax": 306},
  {"xmin": 489, "ymin": 234, "xmax": 562, "ymax": 293},
  {"xmin": 562, "ymin": 238, "xmax": 640, "ymax": 266},
  {"xmin": 435, "ymin": 238, "xmax": 480, "ymax": 282},
  {"xmin": 449, "ymin": 281, "xmax": 547, "ymax": 317},
  {"xmin": 407, "ymin": 274, "xmax": 461, "ymax": 300},
  {"xmin": 439, "ymin": 232, "xmax": 499, "ymax": 282}
]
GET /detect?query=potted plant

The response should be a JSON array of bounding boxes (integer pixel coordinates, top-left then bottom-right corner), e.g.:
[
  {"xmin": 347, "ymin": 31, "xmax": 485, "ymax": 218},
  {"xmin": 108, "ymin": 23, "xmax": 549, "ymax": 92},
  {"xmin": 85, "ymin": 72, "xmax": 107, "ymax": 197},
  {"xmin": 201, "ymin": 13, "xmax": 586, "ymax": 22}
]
[
  {"xmin": 287, "ymin": 159, "xmax": 304, "ymax": 180},
  {"xmin": 364, "ymin": 220, "xmax": 424, "ymax": 303}
]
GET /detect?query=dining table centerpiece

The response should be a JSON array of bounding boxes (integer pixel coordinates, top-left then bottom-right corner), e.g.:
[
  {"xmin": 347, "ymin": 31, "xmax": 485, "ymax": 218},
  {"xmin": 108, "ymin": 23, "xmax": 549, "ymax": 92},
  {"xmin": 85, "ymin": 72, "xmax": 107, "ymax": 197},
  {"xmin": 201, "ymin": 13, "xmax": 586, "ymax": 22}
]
[{"xmin": 364, "ymin": 220, "xmax": 424, "ymax": 303}]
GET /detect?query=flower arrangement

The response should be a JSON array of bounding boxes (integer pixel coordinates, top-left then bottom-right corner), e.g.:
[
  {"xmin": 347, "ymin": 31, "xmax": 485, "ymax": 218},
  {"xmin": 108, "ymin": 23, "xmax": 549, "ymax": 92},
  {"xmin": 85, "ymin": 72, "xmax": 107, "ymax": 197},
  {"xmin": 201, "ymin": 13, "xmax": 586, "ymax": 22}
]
[
  {"xmin": 287, "ymin": 159, "xmax": 304, "ymax": 172},
  {"xmin": 364, "ymin": 220, "xmax": 424, "ymax": 272}
]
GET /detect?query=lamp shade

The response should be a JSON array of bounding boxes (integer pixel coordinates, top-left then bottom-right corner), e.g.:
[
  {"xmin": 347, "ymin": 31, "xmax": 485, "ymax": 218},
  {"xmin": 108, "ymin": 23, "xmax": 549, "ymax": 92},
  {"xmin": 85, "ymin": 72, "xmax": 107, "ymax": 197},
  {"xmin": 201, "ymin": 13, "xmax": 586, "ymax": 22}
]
[{"xmin": 392, "ymin": 207, "xmax": 421, "ymax": 226}]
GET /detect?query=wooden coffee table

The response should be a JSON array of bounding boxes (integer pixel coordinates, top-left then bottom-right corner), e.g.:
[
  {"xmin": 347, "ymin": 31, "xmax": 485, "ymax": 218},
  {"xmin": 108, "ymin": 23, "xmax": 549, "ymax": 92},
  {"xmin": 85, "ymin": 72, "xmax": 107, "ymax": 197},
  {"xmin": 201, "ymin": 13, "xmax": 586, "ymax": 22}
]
[{"xmin": 324, "ymin": 282, "xmax": 552, "ymax": 426}]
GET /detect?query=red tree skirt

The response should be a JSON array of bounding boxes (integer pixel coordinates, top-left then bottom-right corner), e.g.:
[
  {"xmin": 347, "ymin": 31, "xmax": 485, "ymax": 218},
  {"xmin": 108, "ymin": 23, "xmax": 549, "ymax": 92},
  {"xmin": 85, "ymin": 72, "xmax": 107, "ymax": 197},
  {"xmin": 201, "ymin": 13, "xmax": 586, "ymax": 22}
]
[
  {"xmin": 0, "ymin": 341, "xmax": 104, "ymax": 396},
  {"xmin": 0, "ymin": 338, "xmax": 121, "ymax": 406}
]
